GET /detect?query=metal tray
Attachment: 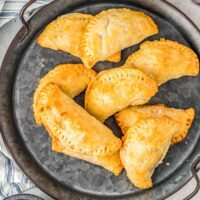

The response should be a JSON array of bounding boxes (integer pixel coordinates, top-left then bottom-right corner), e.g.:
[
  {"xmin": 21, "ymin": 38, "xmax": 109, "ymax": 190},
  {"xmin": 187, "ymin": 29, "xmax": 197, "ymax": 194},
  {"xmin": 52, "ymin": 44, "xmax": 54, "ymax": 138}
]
[
  {"xmin": 0, "ymin": 0, "xmax": 200, "ymax": 199},
  {"xmin": 4, "ymin": 194, "xmax": 44, "ymax": 200}
]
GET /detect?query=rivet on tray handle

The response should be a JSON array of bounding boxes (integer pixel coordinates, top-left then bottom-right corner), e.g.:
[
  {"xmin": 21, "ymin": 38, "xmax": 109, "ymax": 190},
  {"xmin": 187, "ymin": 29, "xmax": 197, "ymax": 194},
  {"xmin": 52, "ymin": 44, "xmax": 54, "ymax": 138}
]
[
  {"xmin": 183, "ymin": 156, "xmax": 200, "ymax": 200},
  {"xmin": 192, "ymin": 0, "xmax": 200, "ymax": 5}
]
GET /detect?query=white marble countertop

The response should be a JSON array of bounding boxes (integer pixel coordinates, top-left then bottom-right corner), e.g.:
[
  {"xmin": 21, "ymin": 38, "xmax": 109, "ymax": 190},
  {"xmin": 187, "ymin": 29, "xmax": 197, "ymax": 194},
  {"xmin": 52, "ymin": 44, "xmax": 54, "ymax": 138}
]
[{"xmin": 0, "ymin": 0, "xmax": 200, "ymax": 199}]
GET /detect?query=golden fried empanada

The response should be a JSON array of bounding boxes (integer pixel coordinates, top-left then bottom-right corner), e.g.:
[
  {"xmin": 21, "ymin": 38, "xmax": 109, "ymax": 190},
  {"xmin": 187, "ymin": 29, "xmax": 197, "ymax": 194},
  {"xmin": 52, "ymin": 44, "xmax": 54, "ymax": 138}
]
[
  {"xmin": 120, "ymin": 117, "xmax": 179, "ymax": 189},
  {"xmin": 38, "ymin": 13, "xmax": 121, "ymax": 63},
  {"xmin": 51, "ymin": 138, "xmax": 122, "ymax": 176},
  {"xmin": 85, "ymin": 68, "xmax": 158, "ymax": 122},
  {"xmin": 33, "ymin": 64, "xmax": 96, "ymax": 125},
  {"xmin": 81, "ymin": 8, "xmax": 158, "ymax": 68},
  {"xmin": 37, "ymin": 83, "xmax": 123, "ymax": 175},
  {"xmin": 115, "ymin": 104, "xmax": 195, "ymax": 145},
  {"xmin": 125, "ymin": 39, "xmax": 199, "ymax": 85},
  {"xmin": 43, "ymin": 120, "xmax": 123, "ymax": 176}
]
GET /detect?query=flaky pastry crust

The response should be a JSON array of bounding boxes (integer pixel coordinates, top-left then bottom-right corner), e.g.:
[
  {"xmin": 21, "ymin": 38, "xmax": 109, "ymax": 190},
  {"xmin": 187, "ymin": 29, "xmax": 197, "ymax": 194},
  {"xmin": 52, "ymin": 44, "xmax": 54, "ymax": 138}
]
[
  {"xmin": 120, "ymin": 117, "xmax": 179, "ymax": 189},
  {"xmin": 38, "ymin": 13, "xmax": 121, "ymax": 63},
  {"xmin": 85, "ymin": 68, "xmax": 158, "ymax": 122},
  {"xmin": 33, "ymin": 64, "xmax": 96, "ymax": 125},
  {"xmin": 125, "ymin": 38, "xmax": 199, "ymax": 85},
  {"xmin": 115, "ymin": 104, "xmax": 195, "ymax": 145},
  {"xmin": 81, "ymin": 8, "xmax": 158, "ymax": 68}
]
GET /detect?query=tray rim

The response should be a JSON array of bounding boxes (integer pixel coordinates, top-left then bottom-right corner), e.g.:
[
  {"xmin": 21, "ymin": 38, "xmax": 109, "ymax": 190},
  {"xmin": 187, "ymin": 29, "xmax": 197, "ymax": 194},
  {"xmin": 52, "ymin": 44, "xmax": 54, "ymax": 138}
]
[
  {"xmin": 4, "ymin": 193, "xmax": 44, "ymax": 200},
  {"xmin": 0, "ymin": 0, "xmax": 200, "ymax": 200}
]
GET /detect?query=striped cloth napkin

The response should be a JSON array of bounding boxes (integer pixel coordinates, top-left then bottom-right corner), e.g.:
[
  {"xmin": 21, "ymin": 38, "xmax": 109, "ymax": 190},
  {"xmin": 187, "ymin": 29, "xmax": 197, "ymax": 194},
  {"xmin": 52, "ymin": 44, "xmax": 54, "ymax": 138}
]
[
  {"xmin": 0, "ymin": 1, "xmax": 52, "ymax": 199},
  {"xmin": 0, "ymin": 0, "xmax": 52, "ymax": 27},
  {"xmin": 0, "ymin": 134, "xmax": 34, "ymax": 199}
]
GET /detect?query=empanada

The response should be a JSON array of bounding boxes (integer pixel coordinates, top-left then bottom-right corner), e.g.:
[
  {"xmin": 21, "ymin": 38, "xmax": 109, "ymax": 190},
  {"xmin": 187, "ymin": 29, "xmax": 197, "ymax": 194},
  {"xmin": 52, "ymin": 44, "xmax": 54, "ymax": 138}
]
[
  {"xmin": 44, "ymin": 119, "xmax": 123, "ymax": 176},
  {"xmin": 125, "ymin": 39, "xmax": 199, "ymax": 85},
  {"xmin": 115, "ymin": 104, "xmax": 195, "ymax": 145},
  {"xmin": 120, "ymin": 117, "xmax": 179, "ymax": 189},
  {"xmin": 85, "ymin": 68, "xmax": 158, "ymax": 122},
  {"xmin": 33, "ymin": 64, "xmax": 96, "ymax": 125},
  {"xmin": 51, "ymin": 138, "xmax": 122, "ymax": 176},
  {"xmin": 38, "ymin": 13, "xmax": 121, "ymax": 63},
  {"xmin": 81, "ymin": 8, "xmax": 158, "ymax": 68},
  {"xmin": 37, "ymin": 83, "xmax": 123, "ymax": 175}
]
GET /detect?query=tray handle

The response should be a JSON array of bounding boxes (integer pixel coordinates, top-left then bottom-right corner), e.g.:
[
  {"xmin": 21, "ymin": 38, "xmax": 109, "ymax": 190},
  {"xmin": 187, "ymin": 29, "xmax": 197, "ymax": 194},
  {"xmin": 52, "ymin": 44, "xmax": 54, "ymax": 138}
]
[
  {"xmin": 192, "ymin": 0, "xmax": 200, "ymax": 5},
  {"xmin": 19, "ymin": 0, "xmax": 54, "ymax": 41},
  {"xmin": 184, "ymin": 156, "xmax": 200, "ymax": 200},
  {"xmin": 19, "ymin": 0, "xmax": 37, "ymax": 41}
]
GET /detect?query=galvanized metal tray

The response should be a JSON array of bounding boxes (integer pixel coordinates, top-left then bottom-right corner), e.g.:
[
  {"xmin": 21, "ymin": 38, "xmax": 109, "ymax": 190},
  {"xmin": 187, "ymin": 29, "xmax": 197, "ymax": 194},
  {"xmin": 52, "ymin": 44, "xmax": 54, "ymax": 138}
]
[{"xmin": 0, "ymin": 0, "xmax": 200, "ymax": 199}]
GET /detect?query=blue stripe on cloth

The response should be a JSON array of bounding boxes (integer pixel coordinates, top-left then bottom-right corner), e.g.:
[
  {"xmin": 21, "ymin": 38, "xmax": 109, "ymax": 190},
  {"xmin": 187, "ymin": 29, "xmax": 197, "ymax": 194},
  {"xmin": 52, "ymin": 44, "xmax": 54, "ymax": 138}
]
[
  {"xmin": 22, "ymin": 174, "xmax": 29, "ymax": 184},
  {"xmin": 6, "ymin": 159, "xmax": 12, "ymax": 182},
  {"xmin": 0, "ymin": 12, "xmax": 18, "ymax": 17},
  {"xmin": 0, "ymin": 184, "xmax": 6, "ymax": 198},
  {"xmin": 5, "ymin": 153, "xmax": 18, "ymax": 197},
  {"xmin": 11, "ymin": 162, "xmax": 15, "ymax": 183},
  {"xmin": 25, "ymin": 176, "xmax": 29, "ymax": 184},
  {"xmin": 11, "ymin": 183, "xmax": 22, "ymax": 194}
]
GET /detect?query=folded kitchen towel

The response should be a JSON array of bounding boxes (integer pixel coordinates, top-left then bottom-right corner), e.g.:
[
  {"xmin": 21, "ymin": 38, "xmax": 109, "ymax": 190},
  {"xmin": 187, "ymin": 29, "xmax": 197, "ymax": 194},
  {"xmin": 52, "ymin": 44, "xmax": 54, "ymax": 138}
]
[
  {"xmin": 0, "ymin": 2, "xmax": 53, "ymax": 199},
  {"xmin": 0, "ymin": 134, "xmax": 34, "ymax": 199}
]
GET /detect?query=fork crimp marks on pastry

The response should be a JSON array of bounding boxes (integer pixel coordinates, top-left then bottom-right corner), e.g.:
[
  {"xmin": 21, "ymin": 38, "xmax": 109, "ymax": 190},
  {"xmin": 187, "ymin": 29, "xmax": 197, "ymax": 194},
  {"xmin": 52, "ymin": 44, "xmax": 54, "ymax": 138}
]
[
  {"xmin": 120, "ymin": 117, "xmax": 179, "ymax": 189},
  {"xmin": 32, "ymin": 7, "xmax": 199, "ymax": 186},
  {"xmin": 115, "ymin": 104, "xmax": 195, "ymax": 145},
  {"xmin": 48, "ymin": 127, "xmax": 123, "ymax": 176},
  {"xmin": 81, "ymin": 8, "xmax": 158, "ymax": 68},
  {"xmin": 85, "ymin": 68, "xmax": 158, "ymax": 122},
  {"xmin": 37, "ymin": 83, "xmax": 122, "ymax": 157},
  {"xmin": 125, "ymin": 38, "xmax": 199, "ymax": 85},
  {"xmin": 33, "ymin": 64, "xmax": 96, "ymax": 125},
  {"xmin": 36, "ymin": 83, "xmax": 123, "ymax": 175},
  {"xmin": 37, "ymin": 13, "xmax": 121, "ymax": 63},
  {"xmin": 52, "ymin": 141, "xmax": 123, "ymax": 176}
]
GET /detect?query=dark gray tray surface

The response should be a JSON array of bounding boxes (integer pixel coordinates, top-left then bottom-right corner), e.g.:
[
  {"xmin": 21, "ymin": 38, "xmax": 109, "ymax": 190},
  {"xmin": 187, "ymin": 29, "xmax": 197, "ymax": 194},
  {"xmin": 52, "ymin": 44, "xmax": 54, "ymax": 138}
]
[
  {"xmin": 0, "ymin": 0, "xmax": 200, "ymax": 200},
  {"xmin": 13, "ymin": 2, "xmax": 200, "ymax": 198}
]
